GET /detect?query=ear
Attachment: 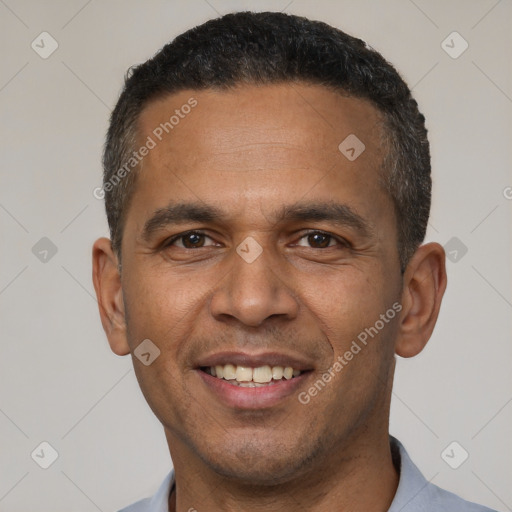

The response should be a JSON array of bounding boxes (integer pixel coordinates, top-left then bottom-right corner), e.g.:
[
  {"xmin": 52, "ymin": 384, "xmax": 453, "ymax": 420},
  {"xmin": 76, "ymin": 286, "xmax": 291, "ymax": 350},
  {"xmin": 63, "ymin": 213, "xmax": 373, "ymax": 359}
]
[
  {"xmin": 92, "ymin": 237, "xmax": 130, "ymax": 356},
  {"xmin": 395, "ymin": 242, "xmax": 447, "ymax": 358}
]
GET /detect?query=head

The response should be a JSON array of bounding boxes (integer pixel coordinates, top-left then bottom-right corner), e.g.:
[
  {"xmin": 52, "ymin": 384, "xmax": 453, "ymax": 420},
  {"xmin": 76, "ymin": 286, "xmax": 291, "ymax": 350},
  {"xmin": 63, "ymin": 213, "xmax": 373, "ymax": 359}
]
[{"xmin": 93, "ymin": 11, "xmax": 446, "ymax": 486}]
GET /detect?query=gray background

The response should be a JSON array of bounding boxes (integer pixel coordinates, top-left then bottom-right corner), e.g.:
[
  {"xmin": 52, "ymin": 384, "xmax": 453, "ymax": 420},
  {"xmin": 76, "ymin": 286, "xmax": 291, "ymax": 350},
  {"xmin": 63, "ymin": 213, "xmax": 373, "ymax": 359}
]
[{"xmin": 0, "ymin": 0, "xmax": 511, "ymax": 510}]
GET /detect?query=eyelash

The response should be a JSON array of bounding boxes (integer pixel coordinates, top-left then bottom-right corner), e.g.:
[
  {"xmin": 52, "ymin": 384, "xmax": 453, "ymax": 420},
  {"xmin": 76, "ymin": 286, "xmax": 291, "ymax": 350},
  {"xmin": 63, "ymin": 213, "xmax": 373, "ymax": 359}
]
[{"xmin": 163, "ymin": 230, "xmax": 350, "ymax": 250}]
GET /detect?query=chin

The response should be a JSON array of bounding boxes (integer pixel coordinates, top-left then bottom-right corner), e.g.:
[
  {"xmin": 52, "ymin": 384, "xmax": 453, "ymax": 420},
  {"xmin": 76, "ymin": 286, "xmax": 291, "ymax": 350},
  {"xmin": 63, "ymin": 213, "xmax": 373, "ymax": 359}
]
[{"xmin": 198, "ymin": 436, "xmax": 318, "ymax": 486}]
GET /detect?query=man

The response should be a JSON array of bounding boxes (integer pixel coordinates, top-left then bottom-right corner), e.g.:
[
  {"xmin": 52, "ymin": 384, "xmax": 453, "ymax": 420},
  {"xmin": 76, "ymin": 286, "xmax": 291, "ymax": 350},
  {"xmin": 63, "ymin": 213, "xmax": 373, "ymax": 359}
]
[{"xmin": 92, "ymin": 11, "xmax": 497, "ymax": 512}]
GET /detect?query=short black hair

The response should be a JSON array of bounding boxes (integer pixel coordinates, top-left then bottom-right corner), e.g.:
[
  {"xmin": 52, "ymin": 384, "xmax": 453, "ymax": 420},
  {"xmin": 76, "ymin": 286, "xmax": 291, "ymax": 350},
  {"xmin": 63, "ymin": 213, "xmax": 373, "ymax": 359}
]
[{"xmin": 103, "ymin": 11, "xmax": 431, "ymax": 272}]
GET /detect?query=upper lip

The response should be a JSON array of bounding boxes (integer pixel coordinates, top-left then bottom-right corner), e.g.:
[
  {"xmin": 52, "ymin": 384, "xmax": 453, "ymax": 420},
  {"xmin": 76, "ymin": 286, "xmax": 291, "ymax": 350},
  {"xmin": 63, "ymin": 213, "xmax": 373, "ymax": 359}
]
[{"xmin": 195, "ymin": 351, "xmax": 315, "ymax": 371}]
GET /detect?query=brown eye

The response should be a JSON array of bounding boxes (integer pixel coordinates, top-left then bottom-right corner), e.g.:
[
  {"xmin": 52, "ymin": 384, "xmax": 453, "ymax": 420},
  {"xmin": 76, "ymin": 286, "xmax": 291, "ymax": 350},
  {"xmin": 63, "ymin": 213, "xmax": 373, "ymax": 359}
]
[
  {"xmin": 182, "ymin": 232, "xmax": 205, "ymax": 248},
  {"xmin": 307, "ymin": 232, "xmax": 332, "ymax": 248},
  {"xmin": 296, "ymin": 231, "xmax": 340, "ymax": 249},
  {"xmin": 297, "ymin": 231, "xmax": 349, "ymax": 249},
  {"xmin": 166, "ymin": 231, "xmax": 215, "ymax": 249}
]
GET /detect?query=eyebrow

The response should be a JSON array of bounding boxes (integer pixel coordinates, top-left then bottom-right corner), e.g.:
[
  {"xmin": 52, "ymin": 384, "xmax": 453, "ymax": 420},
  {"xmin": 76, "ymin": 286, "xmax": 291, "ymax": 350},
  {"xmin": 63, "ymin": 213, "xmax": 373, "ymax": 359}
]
[{"xmin": 141, "ymin": 200, "xmax": 374, "ymax": 241}]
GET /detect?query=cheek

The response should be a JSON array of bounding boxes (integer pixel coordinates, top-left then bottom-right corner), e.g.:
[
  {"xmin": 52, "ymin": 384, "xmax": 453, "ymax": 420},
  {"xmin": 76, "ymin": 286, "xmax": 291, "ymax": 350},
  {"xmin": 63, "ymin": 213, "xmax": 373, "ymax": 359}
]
[
  {"xmin": 122, "ymin": 265, "xmax": 220, "ymax": 364},
  {"xmin": 122, "ymin": 267, "xmax": 187, "ymax": 343},
  {"xmin": 305, "ymin": 269, "xmax": 398, "ymax": 411},
  {"xmin": 121, "ymin": 269, "xmax": 201, "ymax": 419},
  {"xmin": 304, "ymin": 266, "xmax": 390, "ymax": 345},
  {"xmin": 302, "ymin": 266, "xmax": 400, "ymax": 402}
]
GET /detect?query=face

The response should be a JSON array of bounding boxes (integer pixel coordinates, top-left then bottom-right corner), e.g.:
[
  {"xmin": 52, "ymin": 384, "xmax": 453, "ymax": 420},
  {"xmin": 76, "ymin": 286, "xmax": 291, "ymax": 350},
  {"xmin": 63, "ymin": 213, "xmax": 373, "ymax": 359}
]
[{"xmin": 117, "ymin": 84, "xmax": 403, "ymax": 483}]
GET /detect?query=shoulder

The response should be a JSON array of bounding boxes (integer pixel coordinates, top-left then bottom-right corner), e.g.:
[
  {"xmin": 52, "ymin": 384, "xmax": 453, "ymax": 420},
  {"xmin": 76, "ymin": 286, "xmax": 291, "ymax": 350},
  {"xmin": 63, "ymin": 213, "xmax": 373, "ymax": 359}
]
[
  {"xmin": 423, "ymin": 482, "xmax": 498, "ymax": 512},
  {"xmin": 116, "ymin": 470, "xmax": 174, "ymax": 512},
  {"xmin": 389, "ymin": 437, "xmax": 498, "ymax": 512},
  {"xmin": 117, "ymin": 497, "xmax": 151, "ymax": 512}
]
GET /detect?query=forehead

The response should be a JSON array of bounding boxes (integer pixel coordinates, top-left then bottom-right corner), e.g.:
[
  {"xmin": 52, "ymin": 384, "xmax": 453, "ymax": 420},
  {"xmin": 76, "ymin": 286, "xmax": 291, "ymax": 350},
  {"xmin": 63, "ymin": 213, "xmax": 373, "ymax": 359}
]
[
  {"xmin": 129, "ymin": 84, "xmax": 392, "ymax": 236},
  {"xmin": 137, "ymin": 83, "xmax": 386, "ymax": 175}
]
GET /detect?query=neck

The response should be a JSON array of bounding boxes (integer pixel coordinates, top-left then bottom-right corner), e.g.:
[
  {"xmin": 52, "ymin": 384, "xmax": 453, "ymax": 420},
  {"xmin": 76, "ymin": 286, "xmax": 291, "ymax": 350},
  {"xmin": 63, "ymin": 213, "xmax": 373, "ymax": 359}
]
[{"xmin": 166, "ymin": 429, "xmax": 399, "ymax": 512}]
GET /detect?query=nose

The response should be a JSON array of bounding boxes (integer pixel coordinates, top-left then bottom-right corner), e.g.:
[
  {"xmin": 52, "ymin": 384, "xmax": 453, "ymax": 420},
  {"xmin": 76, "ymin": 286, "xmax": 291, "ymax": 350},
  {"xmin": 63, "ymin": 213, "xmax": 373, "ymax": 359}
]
[{"xmin": 209, "ymin": 242, "xmax": 299, "ymax": 328}]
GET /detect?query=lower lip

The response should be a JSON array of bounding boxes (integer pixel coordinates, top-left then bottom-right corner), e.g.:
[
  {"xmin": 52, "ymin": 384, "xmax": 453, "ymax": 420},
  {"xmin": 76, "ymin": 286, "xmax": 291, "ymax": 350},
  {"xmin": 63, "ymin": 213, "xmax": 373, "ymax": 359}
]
[{"xmin": 197, "ymin": 370, "xmax": 309, "ymax": 409}]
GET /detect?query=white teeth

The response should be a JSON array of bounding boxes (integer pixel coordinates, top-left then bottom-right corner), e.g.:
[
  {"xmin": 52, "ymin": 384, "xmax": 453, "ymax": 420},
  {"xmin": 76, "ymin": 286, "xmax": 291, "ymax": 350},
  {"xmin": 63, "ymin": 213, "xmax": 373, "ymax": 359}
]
[
  {"xmin": 236, "ymin": 366, "xmax": 253, "ymax": 382},
  {"xmin": 238, "ymin": 381, "xmax": 267, "ymax": 388},
  {"xmin": 253, "ymin": 365, "xmax": 272, "ymax": 383},
  {"xmin": 283, "ymin": 367, "xmax": 293, "ymax": 380},
  {"xmin": 223, "ymin": 364, "xmax": 236, "ymax": 380},
  {"xmin": 272, "ymin": 366, "xmax": 284, "ymax": 380},
  {"xmin": 206, "ymin": 364, "xmax": 302, "ymax": 384},
  {"xmin": 227, "ymin": 380, "xmax": 277, "ymax": 388}
]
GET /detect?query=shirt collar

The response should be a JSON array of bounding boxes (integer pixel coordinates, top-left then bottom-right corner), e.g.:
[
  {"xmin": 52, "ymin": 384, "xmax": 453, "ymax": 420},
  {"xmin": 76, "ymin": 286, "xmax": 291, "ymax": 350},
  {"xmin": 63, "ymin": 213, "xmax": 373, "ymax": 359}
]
[
  {"xmin": 146, "ymin": 470, "xmax": 174, "ymax": 512},
  {"xmin": 388, "ymin": 435, "xmax": 434, "ymax": 511}
]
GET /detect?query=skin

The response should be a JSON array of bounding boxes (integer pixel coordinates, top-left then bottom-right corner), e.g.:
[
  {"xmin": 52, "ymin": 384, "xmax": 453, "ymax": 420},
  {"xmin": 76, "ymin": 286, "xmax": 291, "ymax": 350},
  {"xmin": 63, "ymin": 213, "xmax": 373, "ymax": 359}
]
[{"xmin": 92, "ymin": 83, "xmax": 447, "ymax": 512}]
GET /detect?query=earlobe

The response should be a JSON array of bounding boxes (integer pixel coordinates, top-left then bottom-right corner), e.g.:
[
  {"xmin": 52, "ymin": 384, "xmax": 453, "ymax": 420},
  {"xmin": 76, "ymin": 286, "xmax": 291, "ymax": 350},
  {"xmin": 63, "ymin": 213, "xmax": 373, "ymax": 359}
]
[
  {"xmin": 395, "ymin": 242, "xmax": 448, "ymax": 358},
  {"xmin": 92, "ymin": 237, "xmax": 131, "ymax": 356}
]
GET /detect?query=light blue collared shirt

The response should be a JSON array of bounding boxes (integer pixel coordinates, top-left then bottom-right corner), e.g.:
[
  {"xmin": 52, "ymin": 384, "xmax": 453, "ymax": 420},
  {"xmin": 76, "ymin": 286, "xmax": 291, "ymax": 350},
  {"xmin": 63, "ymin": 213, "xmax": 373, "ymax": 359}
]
[{"xmin": 118, "ymin": 437, "xmax": 497, "ymax": 512}]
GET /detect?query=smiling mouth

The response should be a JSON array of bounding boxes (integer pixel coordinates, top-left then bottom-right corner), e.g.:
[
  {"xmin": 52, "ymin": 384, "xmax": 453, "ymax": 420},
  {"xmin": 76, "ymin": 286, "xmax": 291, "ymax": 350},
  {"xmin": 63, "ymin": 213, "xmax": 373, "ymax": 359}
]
[{"xmin": 200, "ymin": 364, "xmax": 304, "ymax": 387}]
